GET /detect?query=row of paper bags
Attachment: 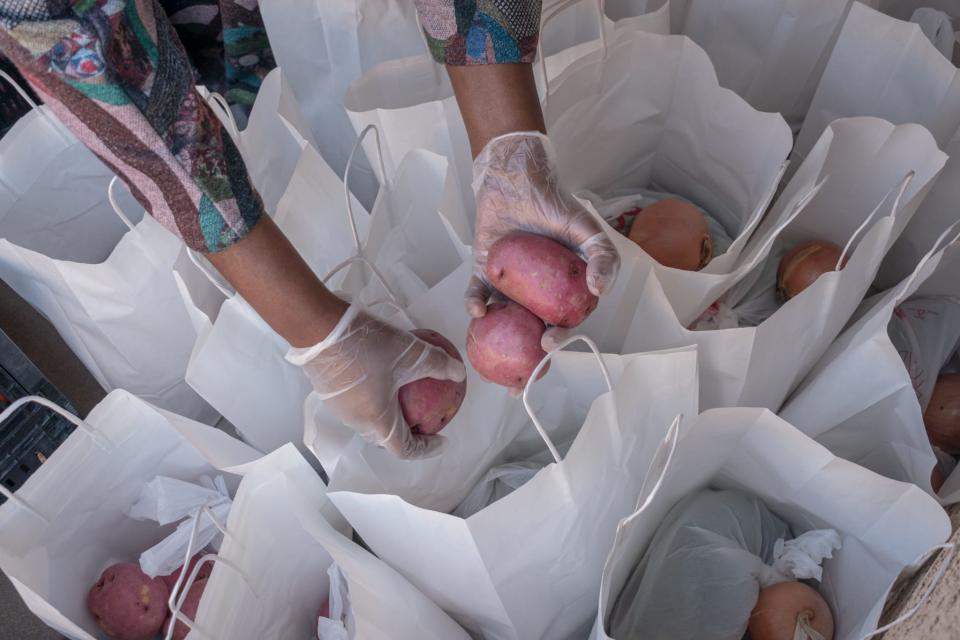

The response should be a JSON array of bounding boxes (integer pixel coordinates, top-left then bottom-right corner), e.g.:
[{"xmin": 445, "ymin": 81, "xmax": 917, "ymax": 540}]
[{"xmin": 2, "ymin": 1, "xmax": 960, "ymax": 639}]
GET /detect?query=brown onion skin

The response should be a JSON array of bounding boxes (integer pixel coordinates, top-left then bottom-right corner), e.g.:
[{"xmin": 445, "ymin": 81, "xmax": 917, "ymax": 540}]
[
  {"xmin": 749, "ymin": 582, "xmax": 834, "ymax": 640},
  {"xmin": 925, "ymin": 373, "xmax": 960, "ymax": 455},
  {"xmin": 398, "ymin": 329, "xmax": 467, "ymax": 435},
  {"xmin": 627, "ymin": 199, "xmax": 713, "ymax": 271},
  {"xmin": 486, "ymin": 233, "xmax": 598, "ymax": 328},
  {"xmin": 932, "ymin": 465, "xmax": 946, "ymax": 493},
  {"xmin": 467, "ymin": 301, "xmax": 549, "ymax": 389},
  {"xmin": 777, "ymin": 241, "xmax": 846, "ymax": 300}
]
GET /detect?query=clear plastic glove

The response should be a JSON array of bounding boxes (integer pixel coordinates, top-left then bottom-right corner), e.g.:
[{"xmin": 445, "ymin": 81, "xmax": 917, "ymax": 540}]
[
  {"xmin": 287, "ymin": 305, "xmax": 466, "ymax": 459},
  {"xmin": 466, "ymin": 131, "xmax": 620, "ymax": 319}
]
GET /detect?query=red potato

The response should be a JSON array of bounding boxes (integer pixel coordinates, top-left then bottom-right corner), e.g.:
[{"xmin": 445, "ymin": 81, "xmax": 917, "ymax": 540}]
[
  {"xmin": 932, "ymin": 464, "xmax": 946, "ymax": 493},
  {"xmin": 924, "ymin": 373, "xmax": 960, "ymax": 454},
  {"xmin": 486, "ymin": 233, "xmax": 598, "ymax": 328},
  {"xmin": 777, "ymin": 241, "xmax": 846, "ymax": 300},
  {"xmin": 749, "ymin": 582, "xmax": 834, "ymax": 640},
  {"xmin": 398, "ymin": 329, "xmax": 467, "ymax": 434},
  {"xmin": 87, "ymin": 563, "xmax": 169, "ymax": 640},
  {"xmin": 164, "ymin": 576, "xmax": 209, "ymax": 640},
  {"xmin": 627, "ymin": 199, "xmax": 712, "ymax": 271},
  {"xmin": 161, "ymin": 554, "xmax": 212, "ymax": 595},
  {"xmin": 467, "ymin": 301, "xmax": 549, "ymax": 389}
]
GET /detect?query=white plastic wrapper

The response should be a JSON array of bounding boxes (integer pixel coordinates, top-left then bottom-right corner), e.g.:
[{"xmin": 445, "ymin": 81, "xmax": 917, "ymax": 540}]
[
  {"xmin": 317, "ymin": 564, "xmax": 353, "ymax": 640},
  {"xmin": 887, "ymin": 296, "xmax": 960, "ymax": 410},
  {"xmin": 609, "ymin": 489, "xmax": 839, "ymax": 640},
  {"xmin": 127, "ymin": 475, "xmax": 232, "ymax": 578}
]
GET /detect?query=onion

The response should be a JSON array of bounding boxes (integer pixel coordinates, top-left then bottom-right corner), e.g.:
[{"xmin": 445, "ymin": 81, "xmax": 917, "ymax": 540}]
[
  {"xmin": 932, "ymin": 464, "xmax": 946, "ymax": 493},
  {"xmin": 749, "ymin": 582, "xmax": 834, "ymax": 640},
  {"xmin": 627, "ymin": 199, "xmax": 712, "ymax": 271},
  {"xmin": 924, "ymin": 373, "xmax": 960, "ymax": 454},
  {"xmin": 777, "ymin": 241, "xmax": 845, "ymax": 300}
]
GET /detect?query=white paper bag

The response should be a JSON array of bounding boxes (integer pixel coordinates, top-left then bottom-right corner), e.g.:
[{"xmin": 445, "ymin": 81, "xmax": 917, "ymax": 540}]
[
  {"xmin": 621, "ymin": 117, "xmax": 946, "ymax": 412},
  {"xmin": 796, "ymin": 2, "xmax": 960, "ymax": 162},
  {"xmin": 260, "ymin": 0, "xmax": 425, "ymax": 208},
  {"xmin": 536, "ymin": 0, "xmax": 670, "ymax": 98},
  {"xmin": 667, "ymin": 0, "xmax": 856, "ymax": 132},
  {"xmin": 589, "ymin": 407, "xmax": 952, "ymax": 640},
  {"xmin": 0, "ymin": 391, "xmax": 260, "ymax": 640},
  {"xmin": 1, "ymin": 172, "xmax": 217, "ymax": 421},
  {"xmin": 781, "ymin": 230, "xmax": 960, "ymax": 503},
  {"xmin": 543, "ymin": 29, "xmax": 793, "ymax": 329},
  {"xmin": 198, "ymin": 68, "xmax": 307, "ymax": 215},
  {"xmin": 172, "ymin": 443, "xmax": 470, "ymax": 640},
  {"xmin": 328, "ymin": 341, "xmax": 698, "ymax": 639},
  {"xmin": 0, "ymin": 71, "xmax": 142, "ymax": 263}
]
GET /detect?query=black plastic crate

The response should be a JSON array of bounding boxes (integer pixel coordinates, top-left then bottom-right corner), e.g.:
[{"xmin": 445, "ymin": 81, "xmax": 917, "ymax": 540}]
[{"xmin": 0, "ymin": 328, "xmax": 77, "ymax": 504}]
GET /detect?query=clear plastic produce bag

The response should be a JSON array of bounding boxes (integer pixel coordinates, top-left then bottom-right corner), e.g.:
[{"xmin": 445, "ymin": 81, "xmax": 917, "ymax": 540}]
[
  {"xmin": 260, "ymin": 0, "xmax": 425, "ymax": 208},
  {"xmin": 0, "ymin": 391, "xmax": 259, "ymax": 640},
  {"xmin": 589, "ymin": 407, "xmax": 952, "ymax": 640},
  {"xmin": 608, "ymin": 489, "xmax": 840, "ymax": 640},
  {"xmin": 327, "ymin": 340, "xmax": 697, "ymax": 639},
  {"xmin": 169, "ymin": 444, "xmax": 469, "ymax": 640},
  {"xmin": 543, "ymin": 29, "xmax": 793, "ymax": 332},
  {"xmin": 781, "ymin": 231, "xmax": 960, "ymax": 503},
  {"xmin": 619, "ymin": 117, "xmax": 947, "ymax": 411},
  {"xmin": 667, "ymin": 0, "xmax": 856, "ymax": 132},
  {"xmin": 861, "ymin": 0, "xmax": 959, "ymax": 63},
  {"xmin": 0, "ymin": 72, "xmax": 223, "ymax": 422},
  {"xmin": 795, "ymin": 3, "xmax": 960, "ymax": 163}
]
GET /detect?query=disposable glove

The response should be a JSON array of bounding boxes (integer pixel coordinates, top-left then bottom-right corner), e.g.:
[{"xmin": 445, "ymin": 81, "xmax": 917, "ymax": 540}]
[
  {"xmin": 287, "ymin": 305, "xmax": 466, "ymax": 459},
  {"xmin": 466, "ymin": 131, "xmax": 620, "ymax": 319}
]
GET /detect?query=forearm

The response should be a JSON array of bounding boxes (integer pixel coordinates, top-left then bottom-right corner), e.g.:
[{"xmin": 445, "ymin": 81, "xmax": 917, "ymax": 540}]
[
  {"xmin": 0, "ymin": 3, "xmax": 263, "ymax": 253},
  {"xmin": 447, "ymin": 63, "xmax": 545, "ymax": 157},
  {"xmin": 206, "ymin": 216, "xmax": 348, "ymax": 348}
]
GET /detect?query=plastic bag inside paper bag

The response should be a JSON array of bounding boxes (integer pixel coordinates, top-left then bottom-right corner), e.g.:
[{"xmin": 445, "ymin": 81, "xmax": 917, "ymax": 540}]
[
  {"xmin": 127, "ymin": 475, "xmax": 232, "ymax": 578},
  {"xmin": 888, "ymin": 296, "xmax": 960, "ymax": 410},
  {"xmin": 609, "ymin": 489, "xmax": 840, "ymax": 640},
  {"xmin": 318, "ymin": 563, "xmax": 354, "ymax": 640},
  {"xmin": 578, "ymin": 188, "xmax": 734, "ymax": 258}
]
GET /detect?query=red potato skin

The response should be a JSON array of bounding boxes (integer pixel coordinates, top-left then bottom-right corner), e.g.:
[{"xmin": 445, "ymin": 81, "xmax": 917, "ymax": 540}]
[
  {"xmin": 164, "ymin": 576, "xmax": 208, "ymax": 640},
  {"xmin": 161, "ymin": 554, "xmax": 212, "ymax": 596},
  {"xmin": 627, "ymin": 199, "xmax": 712, "ymax": 271},
  {"xmin": 486, "ymin": 233, "xmax": 598, "ymax": 328},
  {"xmin": 467, "ymin": 301, "xmax": 549, "ymax": 388},
  {"xmin": 777, "ymin": 241, "xmax": 846, "ymax": 300},
  {"xmin": 87, "ymin": 563, "xmax": 170, "ymax": 640},
  {"xmin": 749, "ymin": 582, "xmax": 834, "ymax": 640},
  {"xmin": 398, "ymin": 329, "xmax": 467, "ymax": 435},
  {"xmin": 925, "ymin": 374, "xmax": 960, "ymax": 454}
]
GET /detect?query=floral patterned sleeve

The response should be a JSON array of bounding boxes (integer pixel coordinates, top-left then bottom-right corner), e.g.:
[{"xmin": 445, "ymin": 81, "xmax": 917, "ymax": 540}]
[
  {"xmin": 0, "ymin": 0, "xmax": 275, "ymax": 253},
  {"xmin": 415, "ymin": 0, "xmax": 542, "ymax": 65}
]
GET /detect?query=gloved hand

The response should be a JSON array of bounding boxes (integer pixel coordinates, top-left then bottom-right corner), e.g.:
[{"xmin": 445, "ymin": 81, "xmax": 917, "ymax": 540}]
[
  {"xmin": 287, "ymin": 305, "xmax": 467, "ymax": 459},
  {"xmin": 466, "ymin": 131, "xmax": 620, "ymax": 319}
]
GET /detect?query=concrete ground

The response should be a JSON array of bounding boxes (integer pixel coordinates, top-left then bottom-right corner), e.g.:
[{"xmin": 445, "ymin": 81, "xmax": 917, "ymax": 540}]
[{"xmin": 0, "ymin": 276, "xmax": 958, "ymax": 639}]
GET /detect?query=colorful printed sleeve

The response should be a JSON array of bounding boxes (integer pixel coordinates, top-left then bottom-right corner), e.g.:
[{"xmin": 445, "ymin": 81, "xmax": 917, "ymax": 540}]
[
  {"xmin": 415, "ymin": 0, "xmax": 542, "ymax": 65},
  {"xmin": 0, "ymin": 0, "xmax": 274, "ymax": 253}
]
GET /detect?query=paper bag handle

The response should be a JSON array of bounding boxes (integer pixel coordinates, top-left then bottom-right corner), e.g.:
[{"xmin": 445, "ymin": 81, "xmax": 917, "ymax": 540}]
[
  {"xmin": 324, "ymin": 125, "xmax": 407, "ymax": 317},
  {"xmin": 538, "ymin": 0, "xmax": 609, "ymax": 100},
  {"xmin": 206, "ymin": 92, "xmax": 240, "ymax": 144},
  {"xmin": 165, "ymin": 504, "xmax": 255, "ymax": 640},
  {"xmin": 0, "ymin": 396, "xmax": 109, "ymax": 522},
  {"xmin": 891, "ymin": 219, "xmax": 960, "ymax": 304},
  {"xmin": 836, "ymin": 171, "xmax": 914, "ymax": 270},
  {"xmin": 0, "ymin": 69, "xmax": 71, "ymax": 145},
  {"xmin": 860, "ymin": 542, "xmax": 956, "ymax": 639},
  {"xmin": 522, "ymin": 335, "xmax": 613, "ymax": 463},
  {"xmin": 107, "ymin": 177, "xmax": 139, "ymax": 232}
]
